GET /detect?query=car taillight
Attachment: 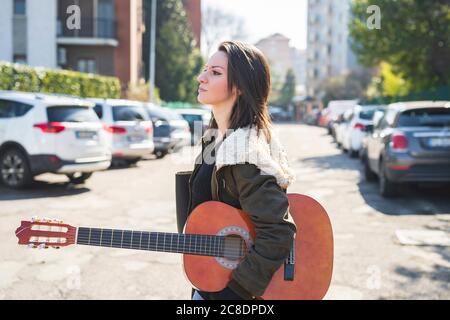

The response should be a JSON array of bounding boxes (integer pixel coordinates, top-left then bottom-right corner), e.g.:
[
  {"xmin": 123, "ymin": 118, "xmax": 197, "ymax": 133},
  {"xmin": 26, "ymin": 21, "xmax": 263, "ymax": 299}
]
[
  {"xmin": 145, "ymin": 126, "xmax": 153, "ymax": 135},
  {"xmin": 33, "ymin": 122, "xmax": 65, "ymax": 133},
  {"xmin": 391, "ymin": 133, "xmax": 408, "ymax": 151},
  {"xmin": 104, "ymin": 125, "xmax": 127, "ymax": 134},
  {"xmin": 49, "ymin": 155, "xmax": 61, "ymax": 164},
  {"xmin": 354, "ymin": 122, "xmax": 365, "ymax": 130}
]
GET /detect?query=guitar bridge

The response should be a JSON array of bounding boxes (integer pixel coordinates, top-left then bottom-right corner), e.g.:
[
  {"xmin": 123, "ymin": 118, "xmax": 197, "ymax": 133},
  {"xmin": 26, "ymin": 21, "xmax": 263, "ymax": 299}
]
[{"xmin": 284, "ymin": 239, "xmax": 295, "ymax": 281}]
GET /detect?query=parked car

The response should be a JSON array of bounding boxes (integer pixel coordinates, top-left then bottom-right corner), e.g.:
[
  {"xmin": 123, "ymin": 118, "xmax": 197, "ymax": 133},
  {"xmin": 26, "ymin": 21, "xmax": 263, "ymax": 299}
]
[
  {"xmin": 175, "ymin": 108, "xmax": 211, "ymax": 145},
  {"xmin": 360, "ymin": 108, "xmax": 387, "ymax": 162},
  {"xmin": 89, "ymin": 98, "xmax": 154, "ymax": 166},
  {"xmin": 364, "ymin": 101, "xmax": 450, "ymax": 197},
  {"xmin": 143, "ymin": 103, "xmax": 191, "ymax": 159},
  {"xmin": 341, "ymin": 105, "xmax": 386, "ymax": 157},
  {"xmin": 305, "ymin": 108, "xmax": 321, "ymax": 126},
  {"xmin": 0, "ymin": 91, "xmax": 111, "ymax": 188},
  {"xmin": 326, "ymin": 100, "xmax": 359, "ymax": 137},
  {"xmin": 269, "ymin": 106, "xmax": 291, "ymax": 122},
  {"xmin": 334, "ymin": 108, "xmax": 354, "ymax": 148}
]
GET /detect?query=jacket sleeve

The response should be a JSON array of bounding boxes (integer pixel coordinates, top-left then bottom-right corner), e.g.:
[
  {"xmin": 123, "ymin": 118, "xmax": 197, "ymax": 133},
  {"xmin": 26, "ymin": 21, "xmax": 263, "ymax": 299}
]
[{"xmin": 227, "ymin": 163, "xmax": 297, "ymax": 297}]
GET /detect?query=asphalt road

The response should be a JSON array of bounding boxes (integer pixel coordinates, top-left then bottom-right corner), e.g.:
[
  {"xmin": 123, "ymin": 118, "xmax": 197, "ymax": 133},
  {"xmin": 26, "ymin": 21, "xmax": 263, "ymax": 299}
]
[{"xmin": 1, "ymin": 124, "xmax": 449, "ymax": 299}]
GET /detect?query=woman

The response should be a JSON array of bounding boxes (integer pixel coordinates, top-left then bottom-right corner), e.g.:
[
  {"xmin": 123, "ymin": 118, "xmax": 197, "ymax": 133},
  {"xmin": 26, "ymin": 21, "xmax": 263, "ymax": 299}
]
[{"xmin": 188, "ymin": 40, "xmax": 296, "ymax": 300}]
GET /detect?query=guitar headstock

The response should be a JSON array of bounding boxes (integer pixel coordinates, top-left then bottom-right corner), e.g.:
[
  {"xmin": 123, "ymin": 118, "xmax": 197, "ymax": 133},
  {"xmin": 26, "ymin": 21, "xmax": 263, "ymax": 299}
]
[{"xmin": 15, "ymin": 217, "xmax": 76, "ymax": 249}]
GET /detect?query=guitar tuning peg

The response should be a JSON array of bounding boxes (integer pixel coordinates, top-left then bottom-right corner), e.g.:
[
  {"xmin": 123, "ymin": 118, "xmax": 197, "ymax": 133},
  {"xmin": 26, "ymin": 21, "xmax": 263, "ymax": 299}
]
[
  {"xmin": 31, "ymin": 216, "xmax": 40, "ymax": 222},
  {"xmin": 38, "ymin": 243, "xmax": 46, "ymax": 250},
  {"xmin": 27, "ymin": 244, "xmax": 35, "ymax": 249},
  {"xmin": 54, "ymin": 246, "xmax": 60, "ymax": 249}
]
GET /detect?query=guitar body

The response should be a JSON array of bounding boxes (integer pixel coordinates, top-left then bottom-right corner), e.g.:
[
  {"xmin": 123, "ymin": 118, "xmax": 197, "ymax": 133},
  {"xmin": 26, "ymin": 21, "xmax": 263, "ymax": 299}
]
[{"xmin": 183, "ymin": 194, "xmax": 334, "ymax": 300}]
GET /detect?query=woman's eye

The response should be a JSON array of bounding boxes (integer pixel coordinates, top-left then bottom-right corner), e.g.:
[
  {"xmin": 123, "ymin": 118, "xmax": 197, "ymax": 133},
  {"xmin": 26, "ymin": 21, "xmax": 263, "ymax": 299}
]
[{"xmin": 213, "ymin": 71, "xmax": 221, "ymax": 75}]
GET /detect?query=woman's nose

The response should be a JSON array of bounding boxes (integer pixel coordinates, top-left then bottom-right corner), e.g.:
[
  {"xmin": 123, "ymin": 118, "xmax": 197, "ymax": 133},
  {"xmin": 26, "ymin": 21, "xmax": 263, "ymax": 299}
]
[{"xmin": 197, "ymin": 71, "xmax": 207, "ymax": 83}]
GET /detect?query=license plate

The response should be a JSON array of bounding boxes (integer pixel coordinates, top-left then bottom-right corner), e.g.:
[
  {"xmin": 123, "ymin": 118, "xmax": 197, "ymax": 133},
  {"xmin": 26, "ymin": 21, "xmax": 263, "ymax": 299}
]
[
  {"xmin": 428, "ymin": 137, "xmax": 450, "ymax": 148},
  {"xmin": 127, "ymin": 135, "xmax": 145, "ymax": 143},
  {"xmin": 76, "ymin": 131, "xmax": 98, "ymax": 140}
]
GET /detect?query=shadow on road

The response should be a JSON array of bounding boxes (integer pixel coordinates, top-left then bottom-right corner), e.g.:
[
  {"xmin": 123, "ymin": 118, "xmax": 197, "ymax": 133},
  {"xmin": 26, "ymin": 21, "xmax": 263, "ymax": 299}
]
[
  {"xmin": 299, "ymin": 151, "xmax": 450, "ymax": 216},
  {"xmin": 393, "ymin": 245, "xmax": 450, "ymax": 298},
  {"xmin": 0, "ymin": 180, "xmax": 90, "ymax": 201}
]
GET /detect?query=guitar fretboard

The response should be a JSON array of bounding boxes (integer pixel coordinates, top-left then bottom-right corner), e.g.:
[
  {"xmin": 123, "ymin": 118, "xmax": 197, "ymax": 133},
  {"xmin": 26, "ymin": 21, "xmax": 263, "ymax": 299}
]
[{"xmin": 76, "ymin": 227, "xmax": 245, "ymax": 259}]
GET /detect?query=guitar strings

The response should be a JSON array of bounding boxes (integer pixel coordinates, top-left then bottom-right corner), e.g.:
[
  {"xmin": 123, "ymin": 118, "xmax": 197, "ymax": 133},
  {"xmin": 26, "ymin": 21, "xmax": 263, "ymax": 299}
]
[{"xmin": 75, "ymin": 233, "xmax": 246, "ymax": 258}]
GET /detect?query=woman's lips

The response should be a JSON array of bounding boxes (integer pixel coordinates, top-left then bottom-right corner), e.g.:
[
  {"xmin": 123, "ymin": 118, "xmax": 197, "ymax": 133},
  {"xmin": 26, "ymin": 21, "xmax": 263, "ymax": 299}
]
[{"xmin": 198, "ymin": 88, "xmax": 207, "ymax": 92}]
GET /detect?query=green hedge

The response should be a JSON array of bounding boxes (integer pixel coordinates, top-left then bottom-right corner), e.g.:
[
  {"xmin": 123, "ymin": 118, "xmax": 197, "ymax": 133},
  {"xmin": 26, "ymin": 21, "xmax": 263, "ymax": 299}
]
[{"xmin": 0, "ymin": 61, "xmax": 120, "ymax": 99}]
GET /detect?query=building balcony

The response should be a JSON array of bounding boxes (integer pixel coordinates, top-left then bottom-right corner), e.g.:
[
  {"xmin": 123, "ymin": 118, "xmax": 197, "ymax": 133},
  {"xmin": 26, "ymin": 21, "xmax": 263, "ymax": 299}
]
[{"xmin": 57, "ymin": 17, "xmax": 118, "ymax": 47}]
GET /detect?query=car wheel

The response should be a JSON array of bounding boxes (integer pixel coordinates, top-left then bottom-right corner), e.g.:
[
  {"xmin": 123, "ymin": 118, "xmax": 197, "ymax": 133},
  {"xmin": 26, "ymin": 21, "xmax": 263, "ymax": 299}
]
[
  {"xmin": 126, "ymin": 158, "xmax": 141, "ymax": 166},
  {"xmin": 67, "ymin": 172, "xmax": 93, "ymax": 185},
  {"xmin": 364, "ymin": 157, "xmax": 377, "ymax": 182},
  {"xmin": 155, "ymin": 150, "xmax": 166, "ymax": 159},
  {"xmin": 0, "ymin": 148, "xmax": 32, "ymax": 189},
  {"xmin": 349, "ymin": 149, "xmax": 358, "ymax": 158},
  {"xmin": 379, "ymin": 160, "xmax": 397, "ymax": 197}
]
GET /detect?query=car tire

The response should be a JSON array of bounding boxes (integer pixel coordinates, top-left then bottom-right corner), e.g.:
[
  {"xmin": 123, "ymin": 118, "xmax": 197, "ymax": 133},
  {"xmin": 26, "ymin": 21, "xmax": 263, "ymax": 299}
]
[
  {"xmin": 155, "ymin": 150, "xmax": 166, "ymax": 159},
  {"xmin": 364, "ymin": 157, "xmax": 377, "ymax": 182},
  {"xmin": 67, "ymin": 172, "xmax": 93, "ymax": 185},
  {"xmin": 349, "ymin": 149, "xmax": 358, "ymax": 158},
  {"xmin": 0, "ymin": 148, "xmax": 33, "ymax": 189},
  {"xmin": 126, "ymin": 158, "xmax": 141, "ymax": 166},
  {"xmin": 379, "ymin": 160, "xmax": 398, "ymax": 197}
]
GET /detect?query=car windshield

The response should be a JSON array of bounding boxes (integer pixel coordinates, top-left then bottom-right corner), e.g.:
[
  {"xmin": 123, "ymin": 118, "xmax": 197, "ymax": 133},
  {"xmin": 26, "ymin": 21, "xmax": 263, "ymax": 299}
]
[
  {"xmin": 112, "ymin": 105, "xmax": 148, "ymax": 121},
  {"xmin": 397, "ymin": 108, "xmax": 450, "ymax": 127},
  {"xmin": 47, "ymin": 106, "xmax": 99, "ymax": 122},
  {"xmin": 147, "ymin": 107, "xmax": 182, "ymax": 121},
  {"xmin": 359, "ymin": 109, "xmax": 377, "ymax": 120},
  {"xmin": 181, "ymin": 114, "xmax": 203, "ymax": 123}
]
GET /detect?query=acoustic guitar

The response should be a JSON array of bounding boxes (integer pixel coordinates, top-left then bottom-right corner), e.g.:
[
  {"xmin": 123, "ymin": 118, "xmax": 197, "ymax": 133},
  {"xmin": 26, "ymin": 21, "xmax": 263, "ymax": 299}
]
[{"xmin": 15, "ymin": 194, "xmax": 333, "ymax": 300}]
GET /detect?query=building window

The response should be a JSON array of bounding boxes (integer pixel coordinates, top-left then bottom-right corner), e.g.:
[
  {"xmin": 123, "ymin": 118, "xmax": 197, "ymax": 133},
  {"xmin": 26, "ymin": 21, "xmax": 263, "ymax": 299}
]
[
  {"xmin": 13, "ymin": 54, "xmax": 27, "ymax": 64},
  {"xmin": 77, "ymin": 59, "xmax": 97, "ymax": 73},
  {"xmin": 313, "ymin": 68, "xmax": 319, "ymax": 79},
  {"xmin": 14, "ymin": 0, "xmax": 26, "ymax": 15}
]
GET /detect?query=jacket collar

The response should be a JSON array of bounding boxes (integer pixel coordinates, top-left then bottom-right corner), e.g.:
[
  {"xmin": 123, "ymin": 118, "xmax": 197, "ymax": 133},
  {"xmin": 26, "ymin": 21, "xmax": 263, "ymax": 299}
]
[{"xmin": 204, "ymin": 126, "xmax": 295, "ymax": 189}]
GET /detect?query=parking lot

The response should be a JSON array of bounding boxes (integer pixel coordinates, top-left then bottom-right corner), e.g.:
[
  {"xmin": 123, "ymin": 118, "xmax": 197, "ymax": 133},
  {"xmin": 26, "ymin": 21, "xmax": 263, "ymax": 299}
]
[{"xmin": 1, "ymin": 123, "xmax": 449, "ymax": 299}]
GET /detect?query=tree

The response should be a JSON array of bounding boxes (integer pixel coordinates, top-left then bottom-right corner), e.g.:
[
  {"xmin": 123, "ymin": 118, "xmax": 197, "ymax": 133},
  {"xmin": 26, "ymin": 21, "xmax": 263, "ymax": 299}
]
[
  {"xmin": 349, "ymin": 0, "xmax": 450, "ymax": 93},
  {"xmin": 278, "ymin": 69, "xmax": 296, "ymax": 107},
  {"xmin": 320, "ymin": 67, "xmax": 376, "ymax": 105},
  {"xmin": 142, "ymin": 0, "xmax": 204, "ymax": 103},
  {"xmin": 201, "ymin": 5, "xmax": 249, "ymax": 57}
]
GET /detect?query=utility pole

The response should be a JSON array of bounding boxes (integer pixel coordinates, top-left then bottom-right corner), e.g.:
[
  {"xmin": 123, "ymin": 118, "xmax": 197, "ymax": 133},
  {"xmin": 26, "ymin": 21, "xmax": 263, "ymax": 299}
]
[{"xmin": 149, "ymin": 0, "xmax": 157, "ymax": 103}]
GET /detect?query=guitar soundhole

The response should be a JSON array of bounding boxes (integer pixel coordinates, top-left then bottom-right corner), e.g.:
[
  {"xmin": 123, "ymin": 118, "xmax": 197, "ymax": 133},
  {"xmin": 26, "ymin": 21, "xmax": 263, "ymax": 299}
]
[{"xmin": 223, "ymin": 235, "xmax": 246, "ymax": 262}]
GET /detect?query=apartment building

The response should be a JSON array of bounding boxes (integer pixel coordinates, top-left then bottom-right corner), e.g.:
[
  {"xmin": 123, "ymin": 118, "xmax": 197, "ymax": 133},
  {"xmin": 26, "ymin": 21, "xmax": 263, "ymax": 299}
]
[
  {"xmin": 0, "ymin": 0, "xmax": 144, "ymax": 91},
  {"xmin": 255, "ymin": 33, "xmax": 307, "ymax": 95},
  {"xmin": 306, "ymin": 0, "xmax": 358, "ymax": 97}
]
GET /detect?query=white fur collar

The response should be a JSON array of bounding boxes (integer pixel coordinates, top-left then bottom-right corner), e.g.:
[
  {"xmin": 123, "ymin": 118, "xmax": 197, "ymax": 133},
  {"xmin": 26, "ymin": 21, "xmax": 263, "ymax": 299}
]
[{"xmin": 208, "ymin": 126, "xmax": 295, "ymax": 189}]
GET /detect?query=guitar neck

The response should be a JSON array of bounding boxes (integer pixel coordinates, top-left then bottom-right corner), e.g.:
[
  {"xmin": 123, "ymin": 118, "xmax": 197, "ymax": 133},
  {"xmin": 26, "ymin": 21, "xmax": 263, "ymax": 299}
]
[{"xmin": 76, "ymin": 227, "xmax": 242, "ymax": 258}]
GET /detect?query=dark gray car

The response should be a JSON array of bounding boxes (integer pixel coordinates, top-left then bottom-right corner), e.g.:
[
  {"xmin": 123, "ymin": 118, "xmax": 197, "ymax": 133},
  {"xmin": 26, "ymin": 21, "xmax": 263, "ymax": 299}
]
[{"xmin": 364, "ymin": 101, "xmax": 450, "ymax": 197}]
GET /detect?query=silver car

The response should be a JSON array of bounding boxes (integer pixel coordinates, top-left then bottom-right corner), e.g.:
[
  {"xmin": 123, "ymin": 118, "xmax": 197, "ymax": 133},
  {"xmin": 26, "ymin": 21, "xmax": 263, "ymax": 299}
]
[{"xmin": 89, "ymin": 99, "xmax": 154, "ymax": 166}]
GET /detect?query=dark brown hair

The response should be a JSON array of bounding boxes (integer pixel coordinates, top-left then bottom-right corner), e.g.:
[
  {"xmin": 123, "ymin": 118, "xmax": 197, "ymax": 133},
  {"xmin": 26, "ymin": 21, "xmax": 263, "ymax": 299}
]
[{"xmin": 210, "ymin": 40, "xmax": 272, "ymax": 141}]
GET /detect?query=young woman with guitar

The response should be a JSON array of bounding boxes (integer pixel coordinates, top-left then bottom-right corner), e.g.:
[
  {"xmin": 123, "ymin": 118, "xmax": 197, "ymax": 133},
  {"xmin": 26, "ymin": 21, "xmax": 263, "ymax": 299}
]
[{"xmin": 189, "ymin": 40, "xmax": 297, "ymax": 300}]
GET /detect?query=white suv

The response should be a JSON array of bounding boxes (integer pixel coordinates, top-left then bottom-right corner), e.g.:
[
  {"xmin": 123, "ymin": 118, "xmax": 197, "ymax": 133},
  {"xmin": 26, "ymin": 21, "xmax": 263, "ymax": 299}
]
[
  {"xmin": 89, "ymin": 98, "xmax": 154, "ymax": 165},
  {"xmin": 0, "ymin": 91, "xmax": 111, "ymax": 189}
]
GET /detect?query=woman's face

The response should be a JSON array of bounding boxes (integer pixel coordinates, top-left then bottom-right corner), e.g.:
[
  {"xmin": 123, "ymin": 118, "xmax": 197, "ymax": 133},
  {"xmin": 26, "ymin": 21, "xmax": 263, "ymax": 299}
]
[{"xmin": 197, "ymin": 51, "xmax": 237, "ymax": 106}]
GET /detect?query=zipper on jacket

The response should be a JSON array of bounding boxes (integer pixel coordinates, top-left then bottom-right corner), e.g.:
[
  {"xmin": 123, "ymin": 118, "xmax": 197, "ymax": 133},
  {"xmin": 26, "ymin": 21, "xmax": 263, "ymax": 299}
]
[{"xmin": 213, "ymin": 166, "xmax": 226, "ymax": 202}]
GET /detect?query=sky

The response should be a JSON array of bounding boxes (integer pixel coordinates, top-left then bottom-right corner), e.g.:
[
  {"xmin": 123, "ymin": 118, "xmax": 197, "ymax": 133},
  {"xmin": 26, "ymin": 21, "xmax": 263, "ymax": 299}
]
[{"xmin": 202, "ymin": 0, "xmax": 308, "ymax": 52}]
